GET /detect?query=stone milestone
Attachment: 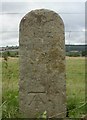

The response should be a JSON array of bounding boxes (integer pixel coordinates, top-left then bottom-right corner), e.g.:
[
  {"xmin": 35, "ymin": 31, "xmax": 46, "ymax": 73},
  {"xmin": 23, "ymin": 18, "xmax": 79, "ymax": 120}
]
[{"xmin": 19, "ymin": 9, "xmax": 66, "ymax": 118}]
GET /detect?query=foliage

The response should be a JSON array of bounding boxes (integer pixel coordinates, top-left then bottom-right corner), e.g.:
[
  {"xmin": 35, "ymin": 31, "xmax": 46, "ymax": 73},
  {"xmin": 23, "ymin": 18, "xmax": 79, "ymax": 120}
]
[
  {"xmin": 82, "ymin": 50, "xmax": 87, "ymax": 56},
  {"xmin": 66, "ymin": 51, "xmax": 81, "ymax": 57},
  {"xmin": 2, "ymin": 51, "xmax": 19, "ymax": 58},
  {"xmin": 2, "ymin": 58, "xmax": 19, "ymax": 118}
]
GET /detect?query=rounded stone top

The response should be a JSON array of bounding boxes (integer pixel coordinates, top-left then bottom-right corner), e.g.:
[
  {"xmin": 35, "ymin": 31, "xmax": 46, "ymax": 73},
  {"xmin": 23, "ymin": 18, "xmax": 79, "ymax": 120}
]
[{"xmin": 20, "ymin": 9, "xmax": 64, "ymax": 28}]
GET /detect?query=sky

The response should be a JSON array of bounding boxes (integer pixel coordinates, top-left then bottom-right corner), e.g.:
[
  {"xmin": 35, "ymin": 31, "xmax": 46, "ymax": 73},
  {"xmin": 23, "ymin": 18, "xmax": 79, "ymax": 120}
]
[{"xmin": 0, "ymin": 0, "xmax": 86, "ymax": 47}]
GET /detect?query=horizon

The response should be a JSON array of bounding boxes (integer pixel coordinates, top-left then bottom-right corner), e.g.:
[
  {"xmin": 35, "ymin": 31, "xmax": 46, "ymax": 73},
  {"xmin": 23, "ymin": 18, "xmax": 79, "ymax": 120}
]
[{"xmin": 1, "ymin": 44, "xmax": 87, "ymax": 48}]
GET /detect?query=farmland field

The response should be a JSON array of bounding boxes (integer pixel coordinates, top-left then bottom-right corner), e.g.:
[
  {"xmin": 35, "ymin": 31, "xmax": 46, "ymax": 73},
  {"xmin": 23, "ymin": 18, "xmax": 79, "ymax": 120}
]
[{"xmin": 1, "ymin": 57, "xmax": 87, "ymax": 118}]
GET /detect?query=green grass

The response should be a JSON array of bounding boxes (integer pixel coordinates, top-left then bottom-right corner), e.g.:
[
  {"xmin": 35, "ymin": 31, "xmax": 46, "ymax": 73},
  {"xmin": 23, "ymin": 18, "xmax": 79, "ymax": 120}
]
[
  {"xmin": 1, "ymin": 57, "xmax": 87, "ymax": 118},
  {"xmin": 66, "ymin": 57, "xmax": 86, "ymax": 118},
  {"xmin": 2, "ymin": 58, "xmax": 19, "ymax": 118}
]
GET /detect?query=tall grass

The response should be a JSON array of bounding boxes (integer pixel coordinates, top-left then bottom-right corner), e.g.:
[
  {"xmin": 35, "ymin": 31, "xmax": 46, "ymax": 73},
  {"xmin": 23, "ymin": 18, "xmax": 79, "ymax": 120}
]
[
  {"xmin": 66, "ymin": 57, "xmax": 86, "ymax": 118},
  {"xmin": 2, "ymin": 58, "xmax": 19, "ymax": 118},
  {"xmin": 1, "ymin": 57, "xmax": 86, "ymax": 118}
]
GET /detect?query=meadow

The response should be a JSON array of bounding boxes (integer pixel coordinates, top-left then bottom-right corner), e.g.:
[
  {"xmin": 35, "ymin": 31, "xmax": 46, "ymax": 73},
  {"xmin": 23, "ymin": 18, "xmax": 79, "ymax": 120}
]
[{"xmin": 1, "ymin": 57, "xmax": 87, "ymax": 118}]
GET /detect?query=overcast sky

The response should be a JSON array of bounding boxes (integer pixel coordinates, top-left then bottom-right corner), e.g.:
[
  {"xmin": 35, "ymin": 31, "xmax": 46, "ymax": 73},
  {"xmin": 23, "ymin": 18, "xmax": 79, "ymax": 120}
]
[{"xmin": 0, "ymin": 0, "xmax": 86, "ymax": 47}]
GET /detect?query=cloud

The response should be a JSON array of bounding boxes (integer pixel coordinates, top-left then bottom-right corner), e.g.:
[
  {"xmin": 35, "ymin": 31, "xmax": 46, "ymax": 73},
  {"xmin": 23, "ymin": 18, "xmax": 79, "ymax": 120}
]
[
  {"xmin": 2, "ymin": 0, "xmax": 86, "ymax": 3},
  {"xmin": 1, "ymin": 2, "xmax": 85, "ymax": 46},
  {"xmin": 2, "ymin": 14, "xmax": 23, "ymax": 31},
  {"xmin": 65, "ymin": 32, "xmax": 85, "ymax": 45},
  {"xmin": 1, "ymin": 31, "xmax": 18, "ymax": 46},
  {"xmin": 2, "ymin": 2, "xmax": 85, "ymax": 13}
]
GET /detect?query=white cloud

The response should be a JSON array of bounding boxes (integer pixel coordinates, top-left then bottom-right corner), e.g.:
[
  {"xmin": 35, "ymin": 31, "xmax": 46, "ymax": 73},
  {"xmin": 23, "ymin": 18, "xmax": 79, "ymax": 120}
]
[
  {"xmin": 1, "ymin": 32, "xmax": 19, "ymax": 46},
  {"xmin": 0, "ymin": 2, "xmax": 86, "ymax": 46},
  {"xmin": 65, "ymin": 32, "xmax": 85, "ymax": 45},
  {"xmin": 2, "ymin": 0, "xmax": 86, "ymax": 3},
  {"xmin": 2, "ymin": 2, "xmax": 85, "ymax": 13},
  {"xmin": 2, "ymin": 14, "xmax": 23, "ymax": 31}
]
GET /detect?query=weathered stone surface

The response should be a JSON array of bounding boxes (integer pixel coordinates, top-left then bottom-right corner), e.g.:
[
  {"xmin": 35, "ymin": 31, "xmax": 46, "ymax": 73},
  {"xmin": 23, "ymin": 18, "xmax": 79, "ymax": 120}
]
[{"xmin": 19, "ymin": 9, "xmax": 66, "ymax": 118}]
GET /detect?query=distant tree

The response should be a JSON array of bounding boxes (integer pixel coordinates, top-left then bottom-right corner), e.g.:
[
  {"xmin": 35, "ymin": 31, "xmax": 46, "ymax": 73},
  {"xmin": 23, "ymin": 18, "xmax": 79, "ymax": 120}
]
[
  {"xmin": 82, "ymin": 51, "xmax": 87, "ymax": 56},
  {"xmin": 67, "ymin": 51, "xmax": 80, "ymax": 57},
  {"xmin": 7, "ymin": 51, "xmax": 10, "ymax": 56},
  {"xmin": 3, "ymin": 52, "xmax": 8, "ymax": 61},
  {"xmin": 15, "ymin": 51, "xmax": 19, "ymax": 57}
]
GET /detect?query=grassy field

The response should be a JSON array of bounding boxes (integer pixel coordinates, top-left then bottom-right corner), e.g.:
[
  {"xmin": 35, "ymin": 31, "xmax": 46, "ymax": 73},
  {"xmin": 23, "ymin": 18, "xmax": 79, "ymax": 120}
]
[{"xmin": 1, "ymin": 57, "xmax": 87, "ymax": 118}]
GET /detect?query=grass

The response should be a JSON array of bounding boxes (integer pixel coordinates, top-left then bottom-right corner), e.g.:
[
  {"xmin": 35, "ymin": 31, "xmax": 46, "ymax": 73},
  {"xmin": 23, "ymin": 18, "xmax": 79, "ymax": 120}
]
[
  {"xmin": 2, "ymin": 58, "xmax": 19, "ymax": 118},
  {"xmin": 66, "ymin": 57, "xmax": 86, "ymax": 118},
  {"xmin": 1, "ymin": 57, "xmax": 87, "ymax": 118}
]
